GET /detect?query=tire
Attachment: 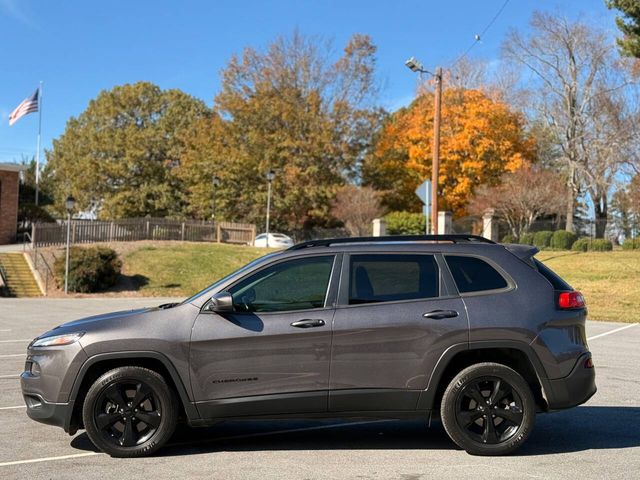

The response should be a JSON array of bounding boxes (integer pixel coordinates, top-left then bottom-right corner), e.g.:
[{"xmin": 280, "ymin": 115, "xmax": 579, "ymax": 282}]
[
  {"xmin": 82, "ymin": 366, "xmax": 178, "ymax": 457},
  {"xmin": 440, "ymin": 362, "xmax": 535, "ymax": 456}
]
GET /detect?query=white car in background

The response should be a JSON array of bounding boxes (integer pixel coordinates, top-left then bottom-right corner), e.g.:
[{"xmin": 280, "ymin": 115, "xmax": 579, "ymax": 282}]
[{"xmin": 252, "ymin": 233, "xmax": 294, "ymax": 248}]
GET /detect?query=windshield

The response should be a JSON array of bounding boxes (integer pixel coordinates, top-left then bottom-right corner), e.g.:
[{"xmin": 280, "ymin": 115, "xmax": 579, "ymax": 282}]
[{"xmin": 180, "ymin": 252, "xmax": 280, "ymax": 305}]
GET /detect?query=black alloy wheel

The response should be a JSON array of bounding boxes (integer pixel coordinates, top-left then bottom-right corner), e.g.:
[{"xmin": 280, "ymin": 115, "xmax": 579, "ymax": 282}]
[
  {"xmin": 83, "ymin": 366, "xmax": 178, "ymax": 457},
  {"xmin": 440, "ymin": 362, "xmax": 535, "ymax": 456}
]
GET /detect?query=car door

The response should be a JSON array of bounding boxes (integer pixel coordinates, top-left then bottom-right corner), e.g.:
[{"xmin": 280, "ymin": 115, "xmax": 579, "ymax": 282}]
[
  {"xmin": 190, "ymin": 254, "xmax": 340, "ymax": 419},
  {"xmin": 329, "ymin": 252, "xmax": 469, "ymax": 412}
]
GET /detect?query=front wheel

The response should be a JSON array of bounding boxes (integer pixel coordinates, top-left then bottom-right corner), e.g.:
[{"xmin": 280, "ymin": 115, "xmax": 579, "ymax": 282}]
[
  {"xmin": 82, "ymin": 366, "xmax": 178, "ymax": 457},
  {"xmin": 440, "ymin": 362, "xmax": 535, "ymax": 456}
]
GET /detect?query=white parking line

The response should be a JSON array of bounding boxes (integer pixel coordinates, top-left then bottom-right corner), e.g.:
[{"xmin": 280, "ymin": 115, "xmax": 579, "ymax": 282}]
[
  {"xmin": 0, "ymin": 419, "xmax": 391, "ymax": 468},
  {"xmin": 0, "ymin": 354, "xmax": 25, "ymax": 358},
  {"xmin": 0, "ymin": 405, "xmax": 25, "ymax": 410},
  {"xmin": 0, "ymin": 339, "xmax": 30, "ymax": 343},
  {"xmin": 0, "ymin": 452, "xmax": 100, "ymax": 468},
  {"xmin": 0, "ymin": 329, "xmax": 12, "ymax": 332},
  {"xmin": 0, "ymin": 375, "xmax": 19, "ymax": 379},
  {"xmin": 587, "ymin": 323, "xmax": 638, "ymax": 341}
]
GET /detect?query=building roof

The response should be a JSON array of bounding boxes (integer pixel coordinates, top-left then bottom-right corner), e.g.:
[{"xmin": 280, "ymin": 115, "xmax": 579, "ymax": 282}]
[{"xmin": 0, "ymin": 163, "xmax": 27, "ymax": 173}]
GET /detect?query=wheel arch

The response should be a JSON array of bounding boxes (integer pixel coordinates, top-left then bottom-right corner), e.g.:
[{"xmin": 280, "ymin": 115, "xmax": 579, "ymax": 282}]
[
  {"xmin": 66, "ymin": 351, "xmax": 198, "ymax": 435},
  {"xmin": 418, "ymin": 341, "xmax": 550, "ymax": 412}
]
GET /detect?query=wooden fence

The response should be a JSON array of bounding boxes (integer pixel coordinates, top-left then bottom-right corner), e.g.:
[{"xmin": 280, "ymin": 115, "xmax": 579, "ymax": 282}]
[{"xmin": 32, "ymin": 218, "xmax": 256, "ymax": 248}]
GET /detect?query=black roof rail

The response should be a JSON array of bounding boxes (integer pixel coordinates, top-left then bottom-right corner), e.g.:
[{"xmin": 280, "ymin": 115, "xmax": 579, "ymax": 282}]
[{"xmin": 288, "ymin": 234, "xmax": 495, "ymax": 251}]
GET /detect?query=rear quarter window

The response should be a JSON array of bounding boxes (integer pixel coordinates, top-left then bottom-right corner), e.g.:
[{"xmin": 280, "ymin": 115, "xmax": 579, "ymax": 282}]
[
  {"xmin": 445, "ymin": 255, "xmax": 509, "ymax": 294},
  {"xmin": 534, "ymin": 259, "xmax": 572, "ymax": 290}
]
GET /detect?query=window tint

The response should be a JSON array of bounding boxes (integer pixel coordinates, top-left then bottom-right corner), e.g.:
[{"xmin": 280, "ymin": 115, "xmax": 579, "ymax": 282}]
[
  {"xmin": 445, "ymin": 256, "xmax": 508, "ymax": 294},
  {"xmin": 228, "ymin": 256, "xmax": 334, "ymax": 312},
  {"xmin": 349, "ymin": 254, "xmax": 439, "ymax": 305},
  {"xmin": 534, "ymin": 259, "xmax": 572, "ymax": 290}
]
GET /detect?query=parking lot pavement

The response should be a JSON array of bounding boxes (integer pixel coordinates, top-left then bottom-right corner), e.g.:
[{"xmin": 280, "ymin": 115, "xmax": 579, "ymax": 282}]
[{"xmin": 0, "ymin": 299, "xmax": 638, "ymax": 479}]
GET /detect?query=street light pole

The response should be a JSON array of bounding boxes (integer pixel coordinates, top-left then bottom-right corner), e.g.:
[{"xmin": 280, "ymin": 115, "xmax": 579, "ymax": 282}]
[
  {"xmin": 405, "ymin": 57, "xmax": 443, "ymax": 234},
  {"xmin": 265, "ymin": 170, "xmax": 275, "ymax": 248},
  {"xmin": 64, "ymin": 196, "xmax": 76, "ymax": 295}
]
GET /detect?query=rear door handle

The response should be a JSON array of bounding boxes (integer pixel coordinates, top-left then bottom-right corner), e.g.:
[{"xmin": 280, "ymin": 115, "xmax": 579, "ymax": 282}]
[
  {"xmin": 423, "ymin": 310, "xmax": 459, "ymax": 320},
  {"xmin": 290, "ymin": 319, "xmax": 326, "ymax": 328}
]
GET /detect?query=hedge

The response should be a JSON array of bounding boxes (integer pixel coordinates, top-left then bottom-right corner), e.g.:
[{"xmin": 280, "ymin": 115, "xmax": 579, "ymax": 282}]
[
  {"xmin": 519, "ymin": 232, "xmax": 534, "ymax": 245},
  {"xmin": 54, "ymin": 246, "xmax": 122, "ymax": 293},
  {"xmin": 501, "ymin": 234, "xmax": 517, "ymax": 244},
  {"xmin": 590, "ymin": 239, "xmax": 613, "ymax": 251},
  {"xmin": 384, "ymin": 211, "xmax": 426, "ymax": 235},
  {"xmin": 533, "ymin": 231, "xmax": 554, "ymax": 249},
  {"xmin": 622, "ymin": 238, "xmax": 640, "ymax": 250},
  {"xmin": 571, "ymin": 238, "xmax": 590, "ymax": 252},
  {"xmin": 550, "ymin": 230, "xmax": 577, "ymax": 250}
]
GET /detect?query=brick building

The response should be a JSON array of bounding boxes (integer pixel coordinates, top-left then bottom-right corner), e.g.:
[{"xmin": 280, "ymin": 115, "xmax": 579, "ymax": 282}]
[{"xmin": 0, "ymin": 163, "xmax": 25, "ymax": 245}]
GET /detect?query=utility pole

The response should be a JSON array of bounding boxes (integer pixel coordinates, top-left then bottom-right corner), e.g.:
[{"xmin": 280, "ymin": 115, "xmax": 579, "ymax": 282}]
[
  {"xmin": 405, "ymin": 58, "xmax": 443, "ymax": 234},
  {"xmin": 431, "ymin": 67, "xmax": 442, "ymax": 234}
]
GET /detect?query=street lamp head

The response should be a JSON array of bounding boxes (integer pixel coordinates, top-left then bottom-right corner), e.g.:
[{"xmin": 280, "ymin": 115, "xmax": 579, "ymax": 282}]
[
  {"xmin": 405, "ymin": 56, "xmax": 424, "ymax": 73},
  {"xmin": 266, "ymin": 169, "xmax": 276, "ymax": 182},
  {"xmin": 212, "ymin": 175, "xmax": 221, "ymax": 187},
  {"xmin": 65, "ymin": 195, "xmax": 76, "ymax": 213}
]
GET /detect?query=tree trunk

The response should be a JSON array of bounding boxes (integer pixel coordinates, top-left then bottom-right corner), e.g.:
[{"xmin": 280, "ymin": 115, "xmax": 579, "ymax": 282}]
[
  {"xmin": 593, "ymin": 192, "xmax": 608, "ymax": 239},
  {"xmin": 565, "ymin": 186, "xmax": 575, "ymax": 233}
]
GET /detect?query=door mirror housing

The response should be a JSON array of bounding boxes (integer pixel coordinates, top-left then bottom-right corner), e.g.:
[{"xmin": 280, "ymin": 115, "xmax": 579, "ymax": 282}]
[{"xmin": 206, "ymin": 291, "xmax": 234, "ymax": 312}]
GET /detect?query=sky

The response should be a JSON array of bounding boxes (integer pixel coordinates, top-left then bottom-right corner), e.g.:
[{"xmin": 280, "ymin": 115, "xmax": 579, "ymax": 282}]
[{"xmin": 0, "ymin": 0, "xmax": 618, "ymax": 165}]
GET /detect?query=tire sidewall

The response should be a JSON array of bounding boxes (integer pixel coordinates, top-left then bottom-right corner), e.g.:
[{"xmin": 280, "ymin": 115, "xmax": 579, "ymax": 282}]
[
  {"xmin": 440, "ymin": 362, "xmax": 535, "ymax": 456},
  {"xmin": 82, "ymin": 366, "xmax": 178, "ymax": 457}
]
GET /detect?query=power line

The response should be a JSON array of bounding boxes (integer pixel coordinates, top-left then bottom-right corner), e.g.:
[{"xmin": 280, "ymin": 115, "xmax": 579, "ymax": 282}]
[{"xmin": 448, "ymin": 0, "xmax": 510, "ymax": 70}]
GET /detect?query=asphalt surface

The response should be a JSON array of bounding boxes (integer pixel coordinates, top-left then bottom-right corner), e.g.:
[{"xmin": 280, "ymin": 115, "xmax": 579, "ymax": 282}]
[{"xmin": 0, "ymin": 298, "xmax": 638, "ymax": 479}]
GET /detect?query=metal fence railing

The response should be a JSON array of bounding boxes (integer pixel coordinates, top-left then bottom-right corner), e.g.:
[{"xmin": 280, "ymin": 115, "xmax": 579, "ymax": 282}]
[{"xmin": 31, "ymin": 218, "xmax": 256, "ymax": 248}]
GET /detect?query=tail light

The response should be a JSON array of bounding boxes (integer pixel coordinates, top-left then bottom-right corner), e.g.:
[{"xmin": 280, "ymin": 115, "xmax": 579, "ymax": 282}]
[{"xmin": 558, "ymin": 291, "xmax": 586, "ymax": 309}]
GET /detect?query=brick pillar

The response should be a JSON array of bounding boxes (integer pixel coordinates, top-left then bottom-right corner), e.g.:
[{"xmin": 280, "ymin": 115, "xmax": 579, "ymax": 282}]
[
  {"xmin": 372, "ymin": 218, "xmax": 386, "ymax": 237},
  {"xmin": 437, "ymin": 211, "xmax": 452, "ymax": 234},
  {"xmin": 482, "ymin": 209, "xmax": 499, "ymax": 242},
  {"xmin": 0, "ymin": 170, "xmax": 20, "ymax": 245}
]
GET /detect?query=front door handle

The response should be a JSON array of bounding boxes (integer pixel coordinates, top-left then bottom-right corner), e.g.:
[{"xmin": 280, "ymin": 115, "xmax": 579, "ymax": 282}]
[
  {"xmin": 423, "ymin": 310, "xmax": 459, "ymax": 320},
  {"xmin": 291, "ymin": 319, "xmax": 326, "ymax": 328}
]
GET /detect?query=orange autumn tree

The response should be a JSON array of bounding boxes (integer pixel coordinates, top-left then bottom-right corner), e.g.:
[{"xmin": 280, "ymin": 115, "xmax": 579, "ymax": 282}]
[{"xmin": 363, "ymin": 88, "xmax": 535, "ymax": 217}]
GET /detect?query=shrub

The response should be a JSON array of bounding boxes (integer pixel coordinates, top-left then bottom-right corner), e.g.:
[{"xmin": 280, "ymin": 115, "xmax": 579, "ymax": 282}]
[
  {"xmin": 54, "ymin": 246, "xmax": 122, "ymax": 293},
  {"xmin": 385, "ymin": 211, "xmax": 426, "ymax": 235},
  {"xmin": 589, "ymin": 239, "xmax": 613, "ymax": 252},
  {"xmin": 571, "ymin": 238, "xmax": 590, "ymax": 252},
  {"xmin": 550, "ymin": 230, "xmax": 577, "ymax": 250},
  {"xmin": 622, "ymin": 238, "xmax": 640, "ymax": 250},
  {"xmin": 501, "ymin": 234, "xmax": 517, "ymax": 244},
  {"xmin": 533, "ymin": 230, "xmax": 554, "ymax": 249},
  {"xmin": 519, "ymin": 232, "xmax": 534, "ymax": 245}
]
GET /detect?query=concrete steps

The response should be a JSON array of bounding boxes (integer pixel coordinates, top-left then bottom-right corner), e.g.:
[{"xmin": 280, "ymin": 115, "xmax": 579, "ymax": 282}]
[{"xmin": 0, "ymin": 253, "xmax": 42, "ymax": 297}]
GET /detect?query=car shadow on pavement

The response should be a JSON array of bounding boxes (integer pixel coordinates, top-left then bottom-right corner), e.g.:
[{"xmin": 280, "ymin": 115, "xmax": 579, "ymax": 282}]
[{"xmin": 69, "ymin": 406, "xmax": 640, "ymax": 457}]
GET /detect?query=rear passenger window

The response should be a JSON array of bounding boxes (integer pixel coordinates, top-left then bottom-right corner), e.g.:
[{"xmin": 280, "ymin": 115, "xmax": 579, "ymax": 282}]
[
  {"xmin": 445, "ymin": 256, "xmax": 508, "ymax": 294},
  {"xmin": 349, "ymin": 254, "xmax": 439, "ymax": 305}
]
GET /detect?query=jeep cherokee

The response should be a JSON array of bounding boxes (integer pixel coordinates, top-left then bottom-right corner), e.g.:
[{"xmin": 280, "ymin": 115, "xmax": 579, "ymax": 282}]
[{"xmin": 21, "ymin": 235, "xmax": 596, "ymax": 457}]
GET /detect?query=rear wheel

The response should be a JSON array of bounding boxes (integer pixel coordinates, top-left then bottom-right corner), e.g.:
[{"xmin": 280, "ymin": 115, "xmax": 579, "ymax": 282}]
[
  {"xmin": 82, "ymin": 366, "xmax": 178, "ymax": 457},
  {"xmin": 440, "ymin": 362, "xmax": 535, "ymax": 456}
]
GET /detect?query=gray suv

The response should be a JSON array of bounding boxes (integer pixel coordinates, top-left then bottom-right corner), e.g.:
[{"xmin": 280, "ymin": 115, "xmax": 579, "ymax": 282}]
[{"xmin": 21, "ymin": 235, "xmax": 596, "ymax": 457}]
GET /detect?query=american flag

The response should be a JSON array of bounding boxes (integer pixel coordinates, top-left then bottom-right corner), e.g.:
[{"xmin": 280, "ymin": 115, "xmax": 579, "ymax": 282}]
[{"xmin": 9, "ymin": 89, "xmax": 39, "ymax": 126}]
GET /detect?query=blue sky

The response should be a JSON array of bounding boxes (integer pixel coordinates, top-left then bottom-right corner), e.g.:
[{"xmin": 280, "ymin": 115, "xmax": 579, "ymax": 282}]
[{"xmin": 0, "ymin": 0, "xmax": 616, "ymax": 165}]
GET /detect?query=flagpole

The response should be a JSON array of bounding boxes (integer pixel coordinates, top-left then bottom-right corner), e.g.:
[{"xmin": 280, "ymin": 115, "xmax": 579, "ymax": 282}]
[{"xmin": 35, "ymin": 81, "xmax": 43, "ymax": 206}]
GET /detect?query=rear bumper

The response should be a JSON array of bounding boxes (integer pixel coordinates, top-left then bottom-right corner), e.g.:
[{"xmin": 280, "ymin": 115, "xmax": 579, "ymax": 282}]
[
  {"xmin": 545, "ymin": 352, "xmax": 596, "ymax": 410},
  {"xmin": 22, "ymin": 390, "xmax": 73, "ymax": 433}
]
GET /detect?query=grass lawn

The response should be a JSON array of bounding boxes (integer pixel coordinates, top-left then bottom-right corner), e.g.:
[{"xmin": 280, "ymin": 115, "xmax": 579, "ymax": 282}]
[
  {"xmin": 536, "ymin": 250, "xmax": 640, "ymax": 323},
  {"xmin": 118, "ymin": 242, "xmax": 639, "ymax": 323},
  {"xmin": 122, "ymin": 242, "xmax": 269, "ymax": 297}
]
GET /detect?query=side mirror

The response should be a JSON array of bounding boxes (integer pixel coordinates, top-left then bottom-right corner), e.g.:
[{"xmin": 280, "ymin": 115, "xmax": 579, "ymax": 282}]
[{"xmin": 206, "ymin": 292, "xmax": 234, "ymax": 313}]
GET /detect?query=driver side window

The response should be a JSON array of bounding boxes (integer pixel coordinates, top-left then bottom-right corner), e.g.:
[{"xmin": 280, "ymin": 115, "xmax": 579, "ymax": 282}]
[{"xmin": 228, "ymin": 255, "xmax": 335, "ymax": 313}]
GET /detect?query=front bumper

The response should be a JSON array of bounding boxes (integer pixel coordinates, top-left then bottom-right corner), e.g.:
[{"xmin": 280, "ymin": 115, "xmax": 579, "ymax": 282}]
[
  {"xmin": 545, "ymin": 352, "xmax": 596, "ymax": 410},
  {"xmin": 22, "ymin": 390, "xmax": 74, "ymax": 433}
]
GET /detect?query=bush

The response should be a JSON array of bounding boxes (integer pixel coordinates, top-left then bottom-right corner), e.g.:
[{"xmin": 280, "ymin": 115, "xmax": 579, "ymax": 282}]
[
  {"xmin": 622, "ymin": 238, "xmax": 640, "ymax": 250},
  {"xmin": 589, "ymin": 239, "xmax": 613, "ymax": 252},
  {"xmin": 571, "ymin": 238, "xmax": 590, "ymax": 252},
  {"xmin": 550, "ymin": 230, "xmax": 577, "ymax": 250},
  {"xmin": 54, "ymin": 246, "xmax": 122, "ymax": 293},
  {"xmin": 533, "ymin": 230, "xmax": 554, "ymax": 249},
  {"xmin": 519, "ymin": 232, "xmax": 534, "ymax": 245},
  {"xmin": 385, "ymin": 211, "xmax": 426, "ymax": 235},
  {"xmin": 501, "ymin": 234, "xmax": 517, "ymax": 244}
]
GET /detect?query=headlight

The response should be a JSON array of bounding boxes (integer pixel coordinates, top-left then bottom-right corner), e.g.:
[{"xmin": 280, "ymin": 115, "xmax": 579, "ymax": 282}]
[{"xmin": 32, "ymin": 332, "xmax": 84, "ymax": 347}]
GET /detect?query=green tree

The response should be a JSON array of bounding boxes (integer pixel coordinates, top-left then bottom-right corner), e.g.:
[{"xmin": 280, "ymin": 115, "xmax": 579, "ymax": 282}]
[
  {"xmin": 607, "ymin": 0, "xmax": 640, "ymax": 58},
  {"xmin": 176, "ymin": 31, "xmax": 381, "ymax": 230},
  {"xmin": 47, "ymin": 82, "xmax": 210, "ymax": 218}
]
